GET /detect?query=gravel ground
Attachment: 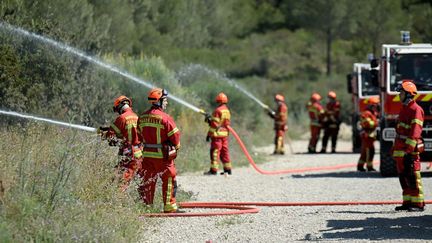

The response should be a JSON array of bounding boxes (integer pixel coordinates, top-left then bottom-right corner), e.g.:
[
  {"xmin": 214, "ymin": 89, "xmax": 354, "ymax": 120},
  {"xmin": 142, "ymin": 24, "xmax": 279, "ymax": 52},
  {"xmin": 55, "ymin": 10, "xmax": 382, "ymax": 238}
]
[{"xmin": 140, "ymin": 140, "xmax": 432, "ymax": 242}]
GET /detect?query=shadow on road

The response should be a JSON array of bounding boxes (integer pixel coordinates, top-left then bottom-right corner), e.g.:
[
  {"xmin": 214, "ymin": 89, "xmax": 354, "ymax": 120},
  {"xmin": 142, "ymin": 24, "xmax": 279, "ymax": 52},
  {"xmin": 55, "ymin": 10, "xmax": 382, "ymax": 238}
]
[{"xmin": 317, "ymin": 214, "xmax": 432, "ymax": 241}]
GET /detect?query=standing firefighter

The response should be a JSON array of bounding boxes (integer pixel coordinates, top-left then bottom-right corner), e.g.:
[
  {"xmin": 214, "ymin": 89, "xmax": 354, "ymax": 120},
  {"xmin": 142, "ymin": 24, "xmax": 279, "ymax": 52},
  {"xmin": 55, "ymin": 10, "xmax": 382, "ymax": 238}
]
[
  {"xmin": 393, "ymin": 80, "xmax": 425, "ymax": 212},
  {"xmin": 267, "ymin": 94, "xmax": 288, "ymax": 154},
  {"xmin": 357, "ymin": 97, "xmax": 379, "ymax": 172},
  {"xmin": 320, "ymin": 91, "xmax": 341, "ymax": 153},
  {"xmin": 307, "ymin": 92, "xmax": 324, "ymax": 153},
  {"xmin": 204, "ymin": 92, "xmax": 232, "ymax": 175},
  {"xmin": 103, "ymin": 95, "xmax": 142, "ymax": 191},
  {"xmin": 137, "ymin": 88, "xmax": 181, "ymax": 213}
]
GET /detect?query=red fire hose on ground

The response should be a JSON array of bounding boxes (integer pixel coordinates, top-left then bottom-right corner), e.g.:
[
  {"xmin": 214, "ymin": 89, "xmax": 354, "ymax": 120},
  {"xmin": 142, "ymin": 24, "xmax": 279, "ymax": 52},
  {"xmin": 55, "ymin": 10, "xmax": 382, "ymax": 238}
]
[{"xmin": 141, "ymin": 126, "xmax": 429, "ymax": 218}]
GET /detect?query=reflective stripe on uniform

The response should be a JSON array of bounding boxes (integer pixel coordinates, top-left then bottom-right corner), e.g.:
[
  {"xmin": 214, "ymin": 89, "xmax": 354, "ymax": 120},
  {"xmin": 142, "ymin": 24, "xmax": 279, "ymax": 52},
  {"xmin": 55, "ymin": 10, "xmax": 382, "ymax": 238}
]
[
  {"xmin": 110, "ymin": 124, "xmax": 123, "ymax": 138},
  {"xmin": 405, "ymin": 138, "xmax": 417, "ymax": 147},
  {"xmin": 411, "ymin": 119, "xmax": 423, "ymax": 126},
  {"xmin": 167, "ymin": 127, "xmax": 179, "ymax": 137},
  {"xmin": 393, "ymin": 150, "xmax": 405, "ymax": 157},
  {"xmin": 397, "ymin": 122, "xmax": 410, "ymax": 129}
]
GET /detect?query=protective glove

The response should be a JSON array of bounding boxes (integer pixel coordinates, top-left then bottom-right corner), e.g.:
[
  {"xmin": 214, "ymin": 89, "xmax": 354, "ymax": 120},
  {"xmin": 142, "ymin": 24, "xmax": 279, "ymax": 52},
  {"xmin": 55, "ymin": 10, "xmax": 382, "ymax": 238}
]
[
  {"xmin": 206, "ymin": 135, "xmax": 211, "ymax": 142},
  {"xmin": 204, "ymin": 113, "xmax": 212, "ymax": 124}
]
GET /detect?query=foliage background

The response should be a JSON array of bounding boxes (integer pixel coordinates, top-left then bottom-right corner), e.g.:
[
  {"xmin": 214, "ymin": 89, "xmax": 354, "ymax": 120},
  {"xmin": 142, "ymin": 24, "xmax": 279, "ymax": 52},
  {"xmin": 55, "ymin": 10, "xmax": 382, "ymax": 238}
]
[{"xmin": 1, "ymin": 0, "xmax": 432, "ymax": 241}]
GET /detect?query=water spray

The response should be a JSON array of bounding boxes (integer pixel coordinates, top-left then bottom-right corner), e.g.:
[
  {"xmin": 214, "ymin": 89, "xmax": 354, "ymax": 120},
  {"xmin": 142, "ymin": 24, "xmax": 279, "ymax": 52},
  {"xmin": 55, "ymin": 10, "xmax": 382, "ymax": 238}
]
[
  {"xmin": 177, "ymin": 64, "xmax": 272, "ymax": 111},
  {"xmin": 0, "ymin": 22, "xmax": 203, "ymax": 114},
  {"xmin": 0, "ymin": 110, "xmax": 96, "ymax": 132}
]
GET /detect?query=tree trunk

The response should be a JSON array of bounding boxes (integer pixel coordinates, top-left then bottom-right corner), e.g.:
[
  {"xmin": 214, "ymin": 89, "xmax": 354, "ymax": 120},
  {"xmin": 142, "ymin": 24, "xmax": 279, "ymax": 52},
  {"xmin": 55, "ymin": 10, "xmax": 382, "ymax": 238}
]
[{"xmin": 326, "ymin": 27, "xmax": 332, "ymax": 76}]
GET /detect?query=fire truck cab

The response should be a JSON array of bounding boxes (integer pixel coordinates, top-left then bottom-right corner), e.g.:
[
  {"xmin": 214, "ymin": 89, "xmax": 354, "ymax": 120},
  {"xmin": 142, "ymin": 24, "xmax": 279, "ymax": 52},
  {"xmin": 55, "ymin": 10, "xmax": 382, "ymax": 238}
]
[
  {"xmin": 347, "ymin": 63, "xmax": 379, "ymax": 152},
  {"xmin": 378, "ymin": 38, "xmax": 432, "ymax": 176}
]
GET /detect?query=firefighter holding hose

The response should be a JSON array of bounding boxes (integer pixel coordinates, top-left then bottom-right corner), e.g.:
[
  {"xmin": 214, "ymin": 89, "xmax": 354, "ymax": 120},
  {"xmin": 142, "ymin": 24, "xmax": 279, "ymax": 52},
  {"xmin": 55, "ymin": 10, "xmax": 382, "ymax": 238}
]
[
  {"xmin": 101, "ymin": 95, "xmax": 142, "ymax": 191},
  {"xmin": 267, "ymin": 94, "xmax": 288, "ymax": 155},
  {"xmin": 356, "ymin": 97, "xmax": 379, "ymax": 172},
  {"xmin": 320, "ymin": 91, "xmax": 341, "ymax": 153},
  {"xmin": 137, "ymin": 88, "xmax": 182, "ymax": 213},
  {"xmin": 306, "ymin": 92, "xmax": 325, "ymax": 153},
  {"xmin": 392, "ymin": 80, "xmax": 425, "ymax": 212},
  {"xmin": 204, "ymin": 92, "xmax": 232, "ymax": 175}
]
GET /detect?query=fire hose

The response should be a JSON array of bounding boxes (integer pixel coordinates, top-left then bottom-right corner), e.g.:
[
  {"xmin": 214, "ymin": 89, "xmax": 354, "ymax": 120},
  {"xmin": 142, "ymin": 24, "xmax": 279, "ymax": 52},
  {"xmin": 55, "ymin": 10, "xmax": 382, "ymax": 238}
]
[{"xmin": 141, "ymin": 125, "xmax": 431, "ymax": 217}]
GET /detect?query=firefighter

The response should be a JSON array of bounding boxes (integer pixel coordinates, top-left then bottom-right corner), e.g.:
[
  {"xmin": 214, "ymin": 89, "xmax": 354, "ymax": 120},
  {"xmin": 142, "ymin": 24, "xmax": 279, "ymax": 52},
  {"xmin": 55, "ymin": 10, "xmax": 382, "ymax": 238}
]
[
  {"xmin": 307, "ymin": 92, "xmax": 324, "ymax": 153},
  {"xmin": 267, "ymin": 94, "xmax": 288, "ymax": 154},
  {"xmin": 204, "ymin": 92, "xmax": 232, "ymax": 175},
  {"xmin": 320, "ymin": 91, "xmax": 341, "ymax": 153},
  {"xmin": 392, "ymin": 80, "xmax": 425, "ymax": 212},
  {"xmin": 357, "ymin": 97, "xmax": 379, "ymax": 172},
  {"xmin": 137, "ymin": 88, "xmax": 182, "ymax": 213},
  {"xmin": 105, "ymin": 95, "xmax": 142, "ymax": 191}
]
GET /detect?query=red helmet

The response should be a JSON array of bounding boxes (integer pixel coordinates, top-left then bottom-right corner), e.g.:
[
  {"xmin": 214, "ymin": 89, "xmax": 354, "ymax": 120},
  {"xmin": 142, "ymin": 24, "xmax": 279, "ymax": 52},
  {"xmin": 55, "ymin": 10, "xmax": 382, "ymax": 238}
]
[
  {"xmin": 368, "ymin": 96, "xmax": 380, "ymax": 105},
  {"xmin": 113, "ymin": 95, "xmax": 132, "ymax": 112},
  {"xmin": 148, "ymin": 88, "xmax": 168, "ymax": 104},
  {"xmin": 399, "ymin": 80, "xmax": 417, "ymax": 96},
  {"xmin": 328, "ymin": 91, "xmax": 336, "ymax": 99},
  {"xmin": 311, "ymin": 92, "xmax": 321, "ymax": 102},
  {"xmin": 215, "ymin": 92, "xmax": 228, "ymax": 104},
  {"xmin": 275, "ymin": 94, "xmax": 285, "ymax": 102}
]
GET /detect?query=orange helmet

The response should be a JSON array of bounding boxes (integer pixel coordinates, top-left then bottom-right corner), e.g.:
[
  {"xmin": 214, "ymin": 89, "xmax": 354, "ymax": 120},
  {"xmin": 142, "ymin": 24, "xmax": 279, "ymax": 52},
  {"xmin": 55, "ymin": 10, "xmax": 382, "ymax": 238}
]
[
  {"xmin": 113, "ymin": 95, "xmax": 132, "ymax": 112},
  {"xmin": 310, "ymin": 92, "xmax": 321, "ymax": 102},
  {"xmin": 328, "ymin": 91, "xmax": 336, "ymax": 99},
  {"xmin": 368, "ymin": 96, "xmax": 380, "ymax": 105},
  {"xmin": 148, "ymin": 88, "xmax": 168, "ymax": 105},
  {"xmin": 215, "ymin": 92, "xmax": 228, "ymax": 104},
  {"xmin": 398, "ymin": 80, "xmax": 417, "ymax": 96},
  {"xmin": 275, "ymin": 94, "xmax": 285, "ymax": 102}
]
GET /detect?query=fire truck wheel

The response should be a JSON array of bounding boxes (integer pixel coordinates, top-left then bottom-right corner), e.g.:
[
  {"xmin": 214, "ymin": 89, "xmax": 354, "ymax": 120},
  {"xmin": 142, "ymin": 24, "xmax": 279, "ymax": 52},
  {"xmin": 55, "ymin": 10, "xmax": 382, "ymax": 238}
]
[{"xmin": 379, "ymin": 153, "xmax": 397, "ymax": 177}]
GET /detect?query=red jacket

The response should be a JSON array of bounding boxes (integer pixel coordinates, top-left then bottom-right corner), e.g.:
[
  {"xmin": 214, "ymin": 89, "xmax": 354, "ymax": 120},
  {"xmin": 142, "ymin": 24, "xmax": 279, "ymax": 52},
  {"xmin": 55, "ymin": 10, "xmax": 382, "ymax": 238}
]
[
  {"xmin": 307, "ymin": 101, "xmax": 324, "ymax": 127},
  {"xmin": 325, "ymin": 100, "xmax": 341, "ymax": 124},
  {"xmin": 108, "ymin": 107, "xmax": 140, "ymax": 146},
  {"xmin": 208, "ymin": 104, "xmax": 231, "ymax": 138},
  {"xmin": 274, "ymin": 101, "xmax": 288, "ymax": 130},
  {"xmin": 395, "ymin": 100, "xmax": 424, "ymax": 154},
  {"xmin": 138, "ymin": 107, "xmax": 180, "ymax": 159},
  {"xmin": 360, "ymin": 109, "xmax": 378, "ymax": 138}
]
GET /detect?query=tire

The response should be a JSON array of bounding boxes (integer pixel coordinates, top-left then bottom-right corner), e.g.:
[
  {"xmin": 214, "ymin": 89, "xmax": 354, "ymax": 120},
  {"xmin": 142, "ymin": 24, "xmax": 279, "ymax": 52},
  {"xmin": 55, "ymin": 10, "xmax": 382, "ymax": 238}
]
[{"xmin": 379, "ymin": 141, "xmax": 397, "ymax": 177}]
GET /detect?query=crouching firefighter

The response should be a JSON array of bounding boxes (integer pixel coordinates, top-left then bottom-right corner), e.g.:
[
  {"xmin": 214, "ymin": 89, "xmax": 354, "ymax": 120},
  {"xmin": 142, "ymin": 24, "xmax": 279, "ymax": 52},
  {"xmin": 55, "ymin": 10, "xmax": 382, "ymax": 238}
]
[
  {"xmin": 267, "ymin": 94, "xmax": 288, "ymax": 155},
  {"xmin": 137, "ymin": 88, "xmax": 182, "ymax": 213},
  {"xmin": 100, "ymin": 95, "xmax": 142, "ymax": 191},
  {"xmin": 357, "ymin": 97, "xmax": 379, "ymax": 172},
  {"xmin": 204, "ymin": 92, "xmax": 232, "ymax": 175},
  {"xmin": 392, "ymin": 80, "xmax": 425, "ymax": 212}
]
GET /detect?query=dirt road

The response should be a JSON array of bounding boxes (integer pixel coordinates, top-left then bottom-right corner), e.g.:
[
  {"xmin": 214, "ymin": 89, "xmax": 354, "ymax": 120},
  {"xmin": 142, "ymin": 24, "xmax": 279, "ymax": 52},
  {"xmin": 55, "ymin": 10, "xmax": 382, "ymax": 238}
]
[{"xmin": 141, "ymin": 140, "xmax": 432, "ymax": 242}]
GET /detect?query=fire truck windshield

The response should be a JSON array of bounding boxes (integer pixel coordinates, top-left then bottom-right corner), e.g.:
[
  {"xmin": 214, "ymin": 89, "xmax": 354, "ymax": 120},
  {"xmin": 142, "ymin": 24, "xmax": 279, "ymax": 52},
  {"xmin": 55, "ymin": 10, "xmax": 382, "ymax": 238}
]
[
  {"xmin": 390, "ymin": 53, "xmax": 432, "ymax": 92},
  {"xmin": 360, "ymin": 70, "xmax": 379, "ymax": 96}
]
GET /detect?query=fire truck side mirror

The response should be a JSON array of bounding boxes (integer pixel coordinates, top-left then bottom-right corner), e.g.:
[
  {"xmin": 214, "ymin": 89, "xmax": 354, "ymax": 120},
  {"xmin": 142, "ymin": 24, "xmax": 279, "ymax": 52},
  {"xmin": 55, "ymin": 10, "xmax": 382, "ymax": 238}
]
[
  {"xmin": 370, "ymin": 69, "xmax": 379, "ymax": 87},
  {"xmin": 346, "ymin": 73, "xmax": 353, "ymax": 93}
]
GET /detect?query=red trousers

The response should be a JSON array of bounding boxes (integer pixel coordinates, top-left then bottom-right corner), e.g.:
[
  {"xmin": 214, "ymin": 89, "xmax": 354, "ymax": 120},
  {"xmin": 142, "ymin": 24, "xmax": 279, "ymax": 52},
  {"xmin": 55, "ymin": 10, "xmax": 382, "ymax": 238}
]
[
  {"xmin": 274, "ymin": 129, "xmax": 285, "ymax": 153},
  {"xmin": 393, "ymin": 141, "xmax": 424, "ymax": 208},
  {"xmin": 308, "ymin": 125, "xmax": 321, "ymax": 152},
  {"xmin": 138, "ymin": 159, "xmax": 178, "ymax": 212},
  {"xmin": 209, "ymin": 137, "xmax": 231, "ymax": 173},
  {"xmin": 357, "ymin": 135, "xmax": 375, "ymax": 169}
]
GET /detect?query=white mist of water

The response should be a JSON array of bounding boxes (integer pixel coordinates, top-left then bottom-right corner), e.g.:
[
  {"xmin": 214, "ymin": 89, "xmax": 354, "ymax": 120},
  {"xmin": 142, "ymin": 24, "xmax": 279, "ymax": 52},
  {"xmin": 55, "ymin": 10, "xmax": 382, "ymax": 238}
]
[
  {"xmin": 177, "ymin": 64, "xmax": 269, "ymax": 109},
  {"xmin": 0, "ymin": 110, "xmax": 96, "ymax": 132},
  {"xmin": 0, "ymin": 22, "xmax": 202, "ymax": 113}
]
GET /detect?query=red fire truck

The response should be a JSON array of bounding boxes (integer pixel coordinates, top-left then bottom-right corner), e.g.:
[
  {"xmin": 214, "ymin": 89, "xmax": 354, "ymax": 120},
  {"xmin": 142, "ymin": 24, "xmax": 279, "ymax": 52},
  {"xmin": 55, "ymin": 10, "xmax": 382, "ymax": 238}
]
[
  {"xmin": 377, "ymin": 36, "xmax": 432, "ymax": 176},
  {"xmin": 347, "ymin": 63, "xmax": 379, "ymax": 152}
]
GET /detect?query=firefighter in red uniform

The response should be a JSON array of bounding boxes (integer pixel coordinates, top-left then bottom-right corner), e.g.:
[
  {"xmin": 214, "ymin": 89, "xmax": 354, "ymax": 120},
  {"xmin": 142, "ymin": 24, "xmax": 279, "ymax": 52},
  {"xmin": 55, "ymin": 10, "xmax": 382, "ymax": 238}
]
[
  {"xmin": 393, "ymin": 80, "xmax": 425, "ymax": 212},
  {"xmin": 105, "ymin": 96, "xmax": 142, "ymax": 191},
  {"xmin": 357, "ymin": 97, "xmax": 379, "ymax": 172},
  {"xmin": 204, "ymin": 92, "xmax": 232, "ymax": 175},
  {"xmin": 137, "ymin": 88, "xmax": 181, "ymax": 213},
  {"xmin": 320, "ymin": 91, "xmax": 341, "ymax": 153},
  {"xmin": 267, "ymin": 94, "xmax": 288, "ymax": 154},
  {"xmin": 307, "ymin": 93, "xmax": 324, "ymax": 153}
]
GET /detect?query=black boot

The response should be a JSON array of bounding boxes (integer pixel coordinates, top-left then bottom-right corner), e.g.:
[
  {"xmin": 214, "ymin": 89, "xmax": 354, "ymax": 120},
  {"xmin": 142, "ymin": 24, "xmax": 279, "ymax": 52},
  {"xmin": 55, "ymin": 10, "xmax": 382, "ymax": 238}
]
[
  {"xmin": 203, "ymin": 170, "xmax": 217, "ymax": 175},
  {"xmin": 319, "ymin": 149, "xmax": 326, "ymax": 153},
  {"xmin": 367, "ymin": 167, "xmax": 376, "ymax": 172},
  {"xmin": 408, "ymin": 206, "xmax": 425, "ymax": 212},
  {"xmin": 395, "ymin": 205, "xmax": 411, "ymax": 211},
  {"xmin": 357, "ymin": 165, "xmax": 366, "ymax": 172}
]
